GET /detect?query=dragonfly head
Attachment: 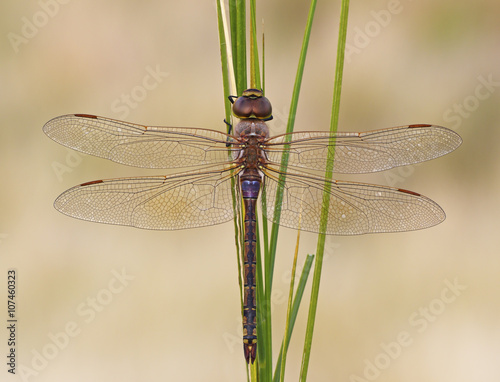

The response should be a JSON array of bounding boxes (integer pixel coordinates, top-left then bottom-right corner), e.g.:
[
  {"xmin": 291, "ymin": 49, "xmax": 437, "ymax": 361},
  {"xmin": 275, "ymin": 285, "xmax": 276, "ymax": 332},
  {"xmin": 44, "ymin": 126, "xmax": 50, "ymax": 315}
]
[{"xmin": 231, "ymin": 89, "xmax": 273, "ymax": 121}]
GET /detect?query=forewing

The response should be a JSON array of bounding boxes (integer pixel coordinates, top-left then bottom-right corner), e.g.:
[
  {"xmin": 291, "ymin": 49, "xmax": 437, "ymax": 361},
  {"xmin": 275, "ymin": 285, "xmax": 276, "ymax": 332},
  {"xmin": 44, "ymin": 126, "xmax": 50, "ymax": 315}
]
[
  {"xmin": 262, "ymin": 167, "xmax": 445, "ymax": 235},
  {"xmin": 54, "ymin": 167, "xmax": 240, "ymax": 230},
  {"xmin": 43, "ymin": 114, "xmax": 237, "ymax": 169},
  {"xmin": 265, "ymin": 125, "xmax": 462, "ymax": 174}
]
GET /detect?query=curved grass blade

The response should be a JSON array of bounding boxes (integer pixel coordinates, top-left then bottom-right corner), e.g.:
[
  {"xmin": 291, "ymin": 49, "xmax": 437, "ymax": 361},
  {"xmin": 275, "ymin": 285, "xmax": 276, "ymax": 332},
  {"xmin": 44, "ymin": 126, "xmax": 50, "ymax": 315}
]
[
  {"xmin": 255, "ymin": 0, "xmax": 318, "ymax": 378},
  {"xmin": 279, "ymin": 216, "xmax": 302, "ymax": 382},
  {"xmin": 299, "ymin": 0, "xmax": 350, "ymax": 380},
  {"xmin": 273, "ymin": 254, "xmax": 315, "ymax": 381},
  {"xmin": 266, "ymin": 0, "xmax": 318, "ymax": 327}
]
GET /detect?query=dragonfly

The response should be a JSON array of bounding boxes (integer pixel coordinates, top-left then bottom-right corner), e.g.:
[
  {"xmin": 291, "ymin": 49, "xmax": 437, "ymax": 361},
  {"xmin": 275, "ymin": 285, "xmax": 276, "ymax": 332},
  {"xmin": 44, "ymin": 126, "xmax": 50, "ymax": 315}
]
[{"xmin": 43, "ymin": 88, "xmax": 462, "ymax": 363}]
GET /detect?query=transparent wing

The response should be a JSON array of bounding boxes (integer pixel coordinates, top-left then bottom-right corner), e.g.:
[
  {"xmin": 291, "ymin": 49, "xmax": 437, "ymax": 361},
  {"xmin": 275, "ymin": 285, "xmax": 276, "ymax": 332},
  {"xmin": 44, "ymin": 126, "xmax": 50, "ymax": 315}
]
[
  {"xmin": 54, "ymin": 166, "xmax": 240, "ymax": 230},
  {"xmin": 43, "ymin": 114, "xmax": 238, "ymax": 169},
  {"xmin": 262, "ymin": 167, "xmax": 445, "ymax": 235},
  {"xmin": 264, "ymin": 125, "xmax": 462, "ymax": 174}
]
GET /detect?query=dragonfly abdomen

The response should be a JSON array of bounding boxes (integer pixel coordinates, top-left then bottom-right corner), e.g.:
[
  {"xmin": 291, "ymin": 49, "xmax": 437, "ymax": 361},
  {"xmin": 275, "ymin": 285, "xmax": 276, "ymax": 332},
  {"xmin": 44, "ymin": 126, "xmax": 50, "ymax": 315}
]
[{"xmin": 241, "ymin": 178, "xmax": 260, "ymax": 364}]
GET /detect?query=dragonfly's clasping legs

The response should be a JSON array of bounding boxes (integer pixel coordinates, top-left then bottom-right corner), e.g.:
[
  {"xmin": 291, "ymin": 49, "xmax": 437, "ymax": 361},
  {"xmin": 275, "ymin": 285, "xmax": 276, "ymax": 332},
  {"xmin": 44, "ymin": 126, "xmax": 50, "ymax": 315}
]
[{"xmin": 224, "ymin": 119, "xmax": 233, "ymax": 147}]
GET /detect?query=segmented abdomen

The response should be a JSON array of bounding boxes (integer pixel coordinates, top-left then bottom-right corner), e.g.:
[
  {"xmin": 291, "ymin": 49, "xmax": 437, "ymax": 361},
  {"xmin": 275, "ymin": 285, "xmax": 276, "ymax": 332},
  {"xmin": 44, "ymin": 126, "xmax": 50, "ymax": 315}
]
[{"xmin": 241, "ymin": 179, "xmax": 260, "ymax": 364}]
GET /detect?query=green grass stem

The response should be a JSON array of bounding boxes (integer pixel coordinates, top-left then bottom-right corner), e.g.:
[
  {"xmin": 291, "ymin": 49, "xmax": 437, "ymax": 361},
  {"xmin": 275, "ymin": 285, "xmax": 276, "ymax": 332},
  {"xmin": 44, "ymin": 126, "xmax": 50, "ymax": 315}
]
[
  {"xmin": 299, "ymin": 1, "xmax": 350, "ymax": 380},
  {"xmin": 267, "ymin": 0, "xmax": 317, "ymax": 295},
  {"xmin": 273, "ymin": 254, "xmax": 314, "ymax": 381}
]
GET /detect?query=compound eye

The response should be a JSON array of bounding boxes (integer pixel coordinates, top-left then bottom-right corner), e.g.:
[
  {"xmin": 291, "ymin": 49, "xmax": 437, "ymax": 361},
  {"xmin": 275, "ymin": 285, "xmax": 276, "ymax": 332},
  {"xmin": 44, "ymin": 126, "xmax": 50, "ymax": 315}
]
[
  {"xmin": 252, "ymin": 97, "xmax": 272, "ymax": 119},
  {"xmin": 231, "ymin": 89, "xmax": 273, "ymax": 120},
  {"xmin": 232, "ymin": 97, "xmax": 253, "ymax": 118}
]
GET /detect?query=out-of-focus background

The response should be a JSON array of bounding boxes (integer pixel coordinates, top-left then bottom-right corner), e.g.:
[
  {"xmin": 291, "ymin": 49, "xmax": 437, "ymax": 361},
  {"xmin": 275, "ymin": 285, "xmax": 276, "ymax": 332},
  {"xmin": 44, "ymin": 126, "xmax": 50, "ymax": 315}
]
[{"xmin": 1, "ymin": 1, "xmax": 498, "ymax": 381}]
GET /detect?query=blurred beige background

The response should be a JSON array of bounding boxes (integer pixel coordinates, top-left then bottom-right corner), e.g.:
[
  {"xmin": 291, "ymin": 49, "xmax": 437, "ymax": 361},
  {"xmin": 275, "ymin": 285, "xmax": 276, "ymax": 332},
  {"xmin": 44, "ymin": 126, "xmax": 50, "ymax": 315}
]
[{"xmin": 1, "ymin": 1, "xmax": 499, "ymax": 381}]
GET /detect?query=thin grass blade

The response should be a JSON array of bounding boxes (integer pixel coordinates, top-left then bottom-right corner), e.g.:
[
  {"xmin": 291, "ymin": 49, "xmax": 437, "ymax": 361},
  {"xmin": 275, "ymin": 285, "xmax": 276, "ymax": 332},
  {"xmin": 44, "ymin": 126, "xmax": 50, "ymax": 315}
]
[
  {"xmin": 279, "ymin": 226, "xmax": 301, "ymax": 382},
  {"xmin": 249, "ymin": 0, "xmax": 261, "ymax": 89},
  {"xmin": 273, "ymin": 254, "xmax": 315, "ymax": 381},
  {"xmin": 234, "ymin": 0, "xmax": 247, "ymax": 93},
  {"xmin": 267, "ymin": 0, "xmax": 317, "ymax": 302},
  {"xmin": 299, "ymin": 1, "xmax": 350, "ymax": 380}
]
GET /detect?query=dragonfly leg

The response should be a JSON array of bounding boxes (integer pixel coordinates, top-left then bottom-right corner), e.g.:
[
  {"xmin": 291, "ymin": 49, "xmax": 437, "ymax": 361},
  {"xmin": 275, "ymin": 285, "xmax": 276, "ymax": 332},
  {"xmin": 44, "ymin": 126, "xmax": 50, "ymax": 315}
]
[
  {"xmin": 224, "ymin": 119, "xmax": 233, "ymax": 147},
  {"xmin": 223, "ymin": 119, "xmax": 233, "ymax": 133}
]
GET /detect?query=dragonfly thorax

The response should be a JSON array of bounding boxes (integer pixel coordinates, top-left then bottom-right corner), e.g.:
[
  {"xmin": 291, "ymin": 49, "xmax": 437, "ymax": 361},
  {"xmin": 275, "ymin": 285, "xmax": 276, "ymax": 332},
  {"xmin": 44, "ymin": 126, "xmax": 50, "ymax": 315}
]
[
  {"xmin": 235, "ymin": 135, "xmax": 268, "ymax": 170},
  {"xmin": 234, "ymin": 119, "xmax": 269, "ymax": 139}
]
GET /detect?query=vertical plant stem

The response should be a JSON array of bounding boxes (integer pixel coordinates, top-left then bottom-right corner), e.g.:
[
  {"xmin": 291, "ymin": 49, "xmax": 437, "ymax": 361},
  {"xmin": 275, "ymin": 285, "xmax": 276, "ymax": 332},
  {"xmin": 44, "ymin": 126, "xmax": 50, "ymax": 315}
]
[
  {"xmin": 261, "ymin": 26, "xmax": 266, "ymax": 92},
  {"xmin": 216, "ymin": 0, "xmax": 233, "ymax": 121},
  {"xmin": 218, "ymin": 3, "xmax": 249, "ymax": 379},
  {"xmin": 234, "ymin": 0, "xmax": 247, "ymax": 93},
  {"xmin": 267, "ymin": 0, "xmax": 317, "ymax": 302},
  {"xmin": 247, "ymin": 2, "xmax": 271, "ymax": 378},
  {"xmin": 216, "ymin": 0, "xmax": 241, "ymax": 297},
  {"xmin": 249, "ymin": 0, "xmax": 260, "ymax": 89},
  {"xmin": 264, "ymin": 1, "xmax": 317, "ymax": 378},
  {"xmin": 279, "ymin": 228, "xmax": 301, "ymax": 382},
  {"xmin": 273, "ymin": 254, "xmax": 314, "ymax": 382},
  {"xmin": 218, "ymin": 0, "xmax": 236, "ymax": 94},
  {"xmin": 299, "ymin": 0, "xmax": 350, "ymax": 380}
]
